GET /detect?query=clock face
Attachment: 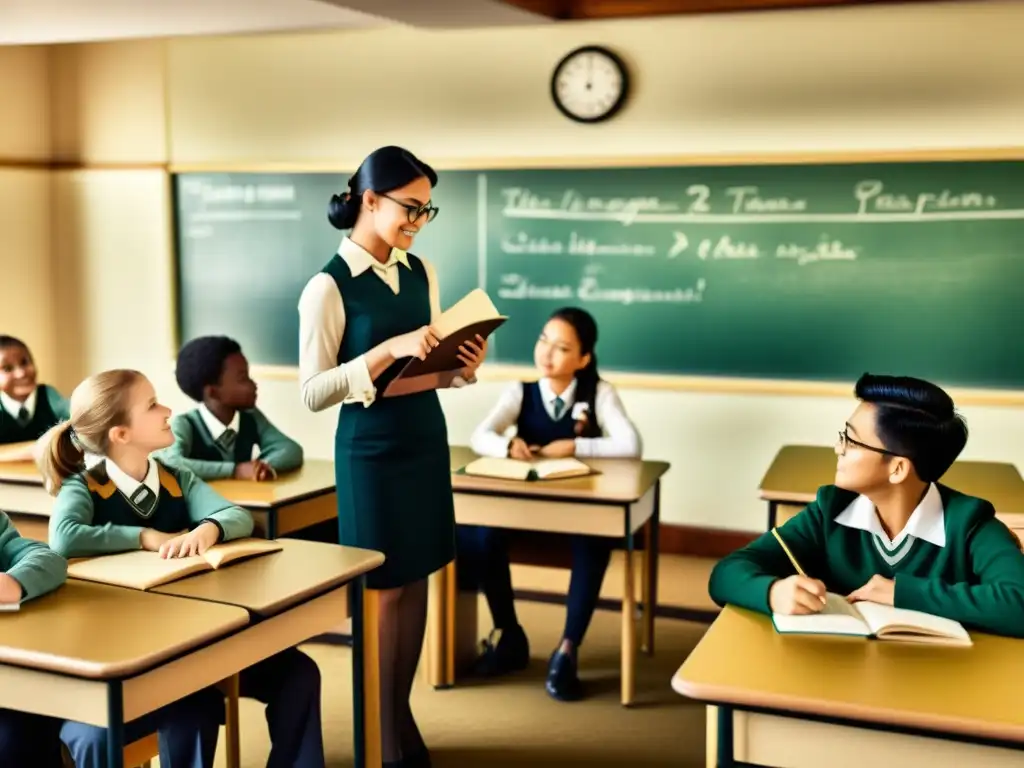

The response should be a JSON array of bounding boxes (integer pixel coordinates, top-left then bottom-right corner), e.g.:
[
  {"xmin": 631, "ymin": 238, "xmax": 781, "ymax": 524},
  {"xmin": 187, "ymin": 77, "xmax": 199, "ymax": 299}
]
[{"xmin": 551, "ymin": 46, "xmax": 629, "ymax": 124}]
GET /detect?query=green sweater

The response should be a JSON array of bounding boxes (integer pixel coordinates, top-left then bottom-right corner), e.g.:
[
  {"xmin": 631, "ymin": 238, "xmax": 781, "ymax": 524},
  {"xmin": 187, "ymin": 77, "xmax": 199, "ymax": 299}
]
[
  {"xmin": 709, "ymin": 484, "xmax": 1024, "ymax": 638},
  {"xmin": 48, "ymin": 460, "xmax": 254, "ymax": 558},
  {"xmin": 0, "ymin": 511, "xmax": 67, "ymax": 600},
  {"xmin": 156, "ymin": 407, "xmax": 304, "ymax": 480}
]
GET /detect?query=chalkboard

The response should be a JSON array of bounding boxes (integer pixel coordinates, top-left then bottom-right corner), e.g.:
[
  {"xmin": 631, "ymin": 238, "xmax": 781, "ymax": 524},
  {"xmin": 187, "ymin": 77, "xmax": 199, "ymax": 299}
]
[{"xmin": 173, "ymin": 160, "xmax": 1024, "ymax": 388}]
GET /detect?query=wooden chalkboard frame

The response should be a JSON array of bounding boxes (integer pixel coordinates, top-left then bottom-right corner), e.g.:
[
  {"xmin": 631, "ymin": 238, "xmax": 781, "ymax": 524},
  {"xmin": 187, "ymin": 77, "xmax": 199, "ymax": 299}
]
[{"xmin": 168, "ymin": 146, "xmax": 1024, "ymax": 407}]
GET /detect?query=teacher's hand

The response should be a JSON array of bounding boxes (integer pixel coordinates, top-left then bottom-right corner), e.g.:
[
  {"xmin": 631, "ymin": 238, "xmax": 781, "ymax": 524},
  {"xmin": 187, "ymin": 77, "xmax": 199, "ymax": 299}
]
[
  {"xmin": 457, "ymin": 334, "xmax": 488, "ymax": 377},
  {"xmin": 388, "ymin": 326, "xmax": 441, "ymax": 361}
]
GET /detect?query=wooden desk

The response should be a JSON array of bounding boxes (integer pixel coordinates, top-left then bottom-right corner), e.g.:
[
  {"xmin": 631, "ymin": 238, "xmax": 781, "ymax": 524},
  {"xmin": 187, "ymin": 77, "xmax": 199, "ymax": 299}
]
[
  {"xmin": 208, "ymin": 459, "xmax": 337, "ymax": 538},
  {"xmin": 429, "ymin": 446, "xmax": 669, "ymax": 706},
  {"xmin": 674, "ymin": 606, "xmax": 1024, "ymax": 768},
  {"xmin": 0, "ymin": 458, "xmax": 41, "ymax": 485},
  {"xmin": 0, "ymin": 581, "xmax": 248, "ymax": 768},
  {"xmin": 760, "ymin": 445, "xmax": 1024, "ymax": 530},
  {"xmin": 154, "ymin": 538, "xmax": 385, "ymax": 768}
]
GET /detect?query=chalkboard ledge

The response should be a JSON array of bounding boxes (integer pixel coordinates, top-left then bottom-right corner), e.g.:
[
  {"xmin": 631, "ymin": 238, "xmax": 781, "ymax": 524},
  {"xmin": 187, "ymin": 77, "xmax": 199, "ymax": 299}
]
[{"xmin": 244, "ymin": 362, "xmax": 1024, "ymax": 408}]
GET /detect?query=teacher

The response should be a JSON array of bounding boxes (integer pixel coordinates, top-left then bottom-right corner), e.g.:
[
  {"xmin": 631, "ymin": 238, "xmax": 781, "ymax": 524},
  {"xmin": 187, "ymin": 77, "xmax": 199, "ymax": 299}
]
[{"xmin": 297, "ymin": 145, "xmax": 486, "ymax": 768}]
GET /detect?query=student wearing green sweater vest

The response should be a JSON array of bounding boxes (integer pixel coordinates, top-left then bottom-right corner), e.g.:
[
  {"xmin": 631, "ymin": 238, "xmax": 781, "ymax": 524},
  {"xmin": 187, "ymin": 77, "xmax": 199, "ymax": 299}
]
[
  {"xmin": 0, "ymin": 511, "xmax": 68, "ymax": 767},
  {"xmin": 710, "ymin": 373, "xmax": 1024, "ymax": 639},
  {"xmin": 0, "ymin": 335, "xmax": 70, "ymax": 455},
  {"xmin": 157, "ymin": 336, "xmax": 304, "ymax": 481},
  {"xmin": 41, "ymin": 369, "xmax": 325, "ymax": 768}
]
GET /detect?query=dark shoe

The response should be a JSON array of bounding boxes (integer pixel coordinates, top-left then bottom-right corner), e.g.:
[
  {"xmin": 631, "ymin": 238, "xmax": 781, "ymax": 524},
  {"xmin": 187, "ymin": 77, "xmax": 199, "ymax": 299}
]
[
  {"xmin": 545, "ymin": 650, "xmax": 583, "ymax": 702},
  {"xmin": 471, "ymin": 625, "xmax": 530, "ymax": 677}
]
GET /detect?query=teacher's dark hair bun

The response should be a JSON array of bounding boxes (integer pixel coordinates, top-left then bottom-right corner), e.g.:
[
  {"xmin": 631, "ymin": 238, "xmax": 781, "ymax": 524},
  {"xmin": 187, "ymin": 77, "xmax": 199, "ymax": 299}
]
[
  {"xmin": 854, "ymin": 372, "xmax": 968, "ymax": 483},
  {"xmin": 327, "ymin": 146, "xmax": 438, "ymax": 231}
]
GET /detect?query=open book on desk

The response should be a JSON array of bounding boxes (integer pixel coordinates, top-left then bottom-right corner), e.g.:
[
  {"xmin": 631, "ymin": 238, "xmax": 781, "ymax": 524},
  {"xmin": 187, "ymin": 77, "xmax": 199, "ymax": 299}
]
[
  {"xmin": 462, "ymin": 456, "xmax": 595, "ymax": 482},
  {"xmin": 384, "ymin": 289, "xmax": 507, "ymax": 397},
  {"xmin": 772, "ymin": 593, "xmax": 972, "ymax": 647},
  {"xmin": 66, "ymin": 538, "xmax": 283, "ymax": 591}
]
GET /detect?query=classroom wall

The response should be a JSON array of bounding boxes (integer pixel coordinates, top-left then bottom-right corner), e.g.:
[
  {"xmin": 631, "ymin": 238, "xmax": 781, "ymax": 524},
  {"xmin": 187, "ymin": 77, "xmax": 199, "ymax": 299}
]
[{"xmin": 38, "ymin": 0, "xmax": 1024, "ymax": 532}]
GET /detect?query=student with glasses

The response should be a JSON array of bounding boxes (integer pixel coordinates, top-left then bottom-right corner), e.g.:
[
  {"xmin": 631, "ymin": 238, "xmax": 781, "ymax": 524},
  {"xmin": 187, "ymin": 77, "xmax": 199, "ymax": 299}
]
[
  {"xmin": 298, "ymin": 146, "xmax": 487, "ymax": 768},
  {"xmin": 709, "ymin": 373, "xmax": 1024, "ymax": 638}
]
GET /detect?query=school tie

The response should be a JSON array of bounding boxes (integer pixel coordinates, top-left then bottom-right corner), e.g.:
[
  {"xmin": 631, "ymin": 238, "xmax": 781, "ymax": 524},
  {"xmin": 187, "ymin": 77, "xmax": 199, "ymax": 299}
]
[
  {"xmin": 217, "ymin": 428, "xmax": 237, "ymax": 453},
  {"xmin": 129, "ymin": 486, "xmax": 157, "ymax": 517},
  {"xmin": 16, "ymin": 406, "xmax": 30, "ymax": 427},
  {"xmin": 552, "ymin": 396, "xmax": 566, "ymax": 420}
]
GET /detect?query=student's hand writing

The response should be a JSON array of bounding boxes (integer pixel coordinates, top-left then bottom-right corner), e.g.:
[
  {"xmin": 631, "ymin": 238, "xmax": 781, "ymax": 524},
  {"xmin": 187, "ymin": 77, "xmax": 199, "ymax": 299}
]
[
  {"xmin": 234, "ymin": 460, "xmax": 273, "ymax": 481},
  {"xmin": 139, "ymin": 528, "xmax": 183, "ymax": 552},
  {"xmin": 457, "ymin": 335, "xmax": 488, "ymax": 377},
  {"xmin": 508, "ymin": 438, "xmax": 534, "ymax": 461},
  {"xmin": 388, "ymin": 326, "xmax": 441, "ymax": 361},
  {"xmin": 534, "ymin": 439, "xmax": 576, "ymax": 459},
  {"xmin": 159, "ymin": 522, "xmax": 220, "ymax": 559},
  {"xmin": 846, "ymin": 575, "xmax": 895, "ymax": 606},
  {"xmin": 0, "ymin": 574, "xmax": 23, "ymax": 604},
  {"xmin": 769, "ymin": 575, "xmax": 828, "ymax": 615}
]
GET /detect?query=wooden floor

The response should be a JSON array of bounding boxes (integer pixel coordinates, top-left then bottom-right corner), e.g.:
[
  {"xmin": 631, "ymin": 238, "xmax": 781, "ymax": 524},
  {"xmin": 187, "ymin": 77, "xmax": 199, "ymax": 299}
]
[{"xmin": 168, "ymin": 554, "xmax": 719, "ymax": 767}]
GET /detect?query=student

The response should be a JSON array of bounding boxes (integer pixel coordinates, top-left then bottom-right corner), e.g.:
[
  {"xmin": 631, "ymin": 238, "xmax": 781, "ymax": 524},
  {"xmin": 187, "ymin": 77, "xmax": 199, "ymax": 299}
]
[
  {"xmin": 0, "ymin": 335, "xmax": 70, "ymax": 447},
  {"xmin": 460, "ymin": 306, "xmax": 642, "ymax": 702},
  {"xmin": 41, "ymin": 369, "xmax": 326, "ymax": 768},
  {"xmin": 298, "ymin": 145, "xmax": 486, "ymax": 767},
  {"xmin": 158, "ymin": 335, "xmax": 304, "ymax": 481},
  {"xmin": 0, "ymin": 510, "xmax": 69, "ymax": 767},
  {"xmin": 709, "ymin": 373, "xmax": 1024, "ymax": 638}
]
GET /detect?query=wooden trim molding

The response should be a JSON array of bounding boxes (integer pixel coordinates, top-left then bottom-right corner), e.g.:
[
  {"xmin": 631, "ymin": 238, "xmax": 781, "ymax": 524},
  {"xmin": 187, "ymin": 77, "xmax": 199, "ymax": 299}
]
[
  {"xmin": 0, "ymin": 160, "xmax": 167, "ymax": 171},
  {"xmin": 496, "ymin": 0, "xmax": 922, "ymax": 19}
]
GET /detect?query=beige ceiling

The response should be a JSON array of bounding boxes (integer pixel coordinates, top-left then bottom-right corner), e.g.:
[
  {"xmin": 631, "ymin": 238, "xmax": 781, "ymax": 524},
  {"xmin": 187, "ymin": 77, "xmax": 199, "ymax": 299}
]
[{"xmin": 0, "ymin": 0, "xmax": 551, "ymax": 45}]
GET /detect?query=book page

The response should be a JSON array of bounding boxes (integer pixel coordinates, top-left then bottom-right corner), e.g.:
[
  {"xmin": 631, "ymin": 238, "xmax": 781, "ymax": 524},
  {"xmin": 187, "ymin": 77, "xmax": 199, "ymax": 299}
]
[
  {"xmin": 772, "ymin": 592, "xmax": 871, "ymax": 636},
  {"xmin": 463, "ymin": 457, "xmax": 532, "ymax": 481},
  {"xmin": 434, "ymin": 289, "xmax": 503, "ymax": 338},
  {"xmin": 532, "ymin": 458, "xmax": 592, "ymax": 479},
  {"xmin": 855, "ymin": 602, "xmax": 971, "ymax": 644},
  {"xmin": 0, "ymin": 601, "xmax": 21, "ymax": 612},
  {"xmin": 67, "ymin": 550, "xmax": 210, "ymax": 590},
  {"xmin": 202, "ymin": 538, "xmax": 283, "ymax": 569}
]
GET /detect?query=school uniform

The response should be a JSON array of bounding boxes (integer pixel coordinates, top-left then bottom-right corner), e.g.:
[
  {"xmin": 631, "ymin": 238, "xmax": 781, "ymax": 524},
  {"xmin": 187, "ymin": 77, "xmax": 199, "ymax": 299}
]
[
  {"xmin": 158, "ymin": 404, "xmax": 304, "ymax": 481},
  {"xmin": 0, "ymin": 511, "xmax": 69, "ymax": 766},
  {"xmin": 298, "ymin": 238, "xmax": 464, "ymax": 590},
  {"xmin": 710, "ymin": 483, "xmax": 1024, "ymax": 638},
  {"xmin": 0, "ymin": 385, "xmax": 70, "ymax": 444},
  {"xmin": 49, "ymin": 459, "xmax": 326, "ymax": 768},
  {"xmin": 458, "ymin": 377, "xmax": 641, "ymax": 694}
]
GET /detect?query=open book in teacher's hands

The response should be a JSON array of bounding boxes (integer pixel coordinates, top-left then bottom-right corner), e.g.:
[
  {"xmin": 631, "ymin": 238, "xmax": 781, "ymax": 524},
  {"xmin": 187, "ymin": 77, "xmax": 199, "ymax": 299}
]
[
  {"xmin": 65, "ymin": 538, "xmax": 283, "ymax": 591},
  {"xmin": 772, "ymin": 593, "xmax": 972, "ymax": 647},
  {"xmin": 383, "ymin": 289, "xmax": 507, "ymax": 397}
]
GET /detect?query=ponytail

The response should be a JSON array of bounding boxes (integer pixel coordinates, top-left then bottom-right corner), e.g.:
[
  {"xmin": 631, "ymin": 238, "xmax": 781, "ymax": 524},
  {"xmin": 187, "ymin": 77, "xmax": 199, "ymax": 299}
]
[
  {"xmin": 574, "ymin": 351, "xmax": 602, "ymax": 438},
  {"xmin": 37, "ymin": 421, "xmax": 85, "ymax": 495}
]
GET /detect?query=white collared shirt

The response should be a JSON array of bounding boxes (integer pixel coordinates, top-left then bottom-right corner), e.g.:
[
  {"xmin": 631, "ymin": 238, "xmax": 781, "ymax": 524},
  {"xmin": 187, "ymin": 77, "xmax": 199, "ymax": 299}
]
[
  {"xmin": 105, "ymin": 457, "xmax": 160, "ymax": 502},
  {"xmin": 297, "ymin": 237, "xmax": 458, "ymax": 411},
  {"xmin": 198, "ymin": 403, "xmax": 240, "ymax": 441},
  {"xmin": 835, "ymin": 483, "xmax": 946, "ymax": 565},
  {"xmin": 0, "ymin": 388, "xmax": 36, "ymax": 421},
  {"xmin": 471, "ymin": 377, "xmax": 643, "ymax": 459}
]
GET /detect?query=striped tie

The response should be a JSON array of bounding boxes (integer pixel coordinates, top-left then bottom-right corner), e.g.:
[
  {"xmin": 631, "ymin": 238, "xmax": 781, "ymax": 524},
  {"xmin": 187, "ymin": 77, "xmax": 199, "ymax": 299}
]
[{"xmin": 130, "ymin": 486, "xmax": 157, "ymax": 518}]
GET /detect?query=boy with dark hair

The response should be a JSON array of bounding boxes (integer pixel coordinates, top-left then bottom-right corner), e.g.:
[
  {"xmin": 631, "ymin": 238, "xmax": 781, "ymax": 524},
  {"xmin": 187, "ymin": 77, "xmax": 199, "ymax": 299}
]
[
  {"xmin": 159, "ymin": 335, "xmax": 303, "ymax": 481},
  {"xmin": 0, "ymin": 335, "xmax": 70, "ymax": 447},
  {"xmin": 709, "ymin": 373, "xmax": 1024, "ymax": 638}
]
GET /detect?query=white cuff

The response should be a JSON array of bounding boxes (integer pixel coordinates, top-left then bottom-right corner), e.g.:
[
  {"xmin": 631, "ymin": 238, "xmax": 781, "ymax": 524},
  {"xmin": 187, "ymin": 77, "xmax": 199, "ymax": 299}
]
[{"xmin": 348, "ymin": 355, "xmax": 377, "ymax": 407}]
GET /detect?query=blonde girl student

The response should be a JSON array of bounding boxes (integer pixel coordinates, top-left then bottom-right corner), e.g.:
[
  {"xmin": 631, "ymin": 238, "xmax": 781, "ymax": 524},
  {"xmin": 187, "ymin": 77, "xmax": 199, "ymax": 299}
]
[
  {"xmin": 41, "ymin": 369, "xmax": 326, "ymax": 768},
  {"xmin": 460, "ymin": 306, "xmax": 642, "ymax": 702}
]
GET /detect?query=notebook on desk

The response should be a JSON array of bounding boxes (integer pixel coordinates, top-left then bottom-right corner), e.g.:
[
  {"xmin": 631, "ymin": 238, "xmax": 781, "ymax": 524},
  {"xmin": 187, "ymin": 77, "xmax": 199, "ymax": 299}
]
[
  {"xmin": 67, "ymin": 538, "xmax": 283, "ymax": 591},
  {"xmin": 772, "ymin": 593, "xmax": 972, "ymax": 647}
]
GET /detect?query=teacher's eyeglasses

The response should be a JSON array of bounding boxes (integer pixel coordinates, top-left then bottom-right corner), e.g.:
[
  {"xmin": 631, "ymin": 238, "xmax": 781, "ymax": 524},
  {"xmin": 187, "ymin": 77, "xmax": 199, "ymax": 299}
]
[
  {"xmin": 836, "ymin": 428, "xmax": 895, "ymax": 457},
  {"xmin": 381, "ymin": 194, "xmax": 439, "ymax": 223}
]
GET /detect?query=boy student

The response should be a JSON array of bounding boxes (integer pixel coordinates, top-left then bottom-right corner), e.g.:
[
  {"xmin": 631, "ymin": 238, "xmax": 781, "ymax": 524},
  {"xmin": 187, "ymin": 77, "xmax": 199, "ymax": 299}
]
[
  {"xmin": 0, "ymin": 335, "xmax": 70, "ymax": 447},
  {"xmin": 42, "ymin": 369, "xmax": 325, "ymax": 767},
  {"xmin": 159, "ymin": 335, "xmax": 303, "ymax": 481},
  {"xmin": 710, "ymin": 373, "xmax": 1024, "ymax": 639},
  {"xmin": 0, "ymin": 511, "xmax": 68, "ymax": 767}
]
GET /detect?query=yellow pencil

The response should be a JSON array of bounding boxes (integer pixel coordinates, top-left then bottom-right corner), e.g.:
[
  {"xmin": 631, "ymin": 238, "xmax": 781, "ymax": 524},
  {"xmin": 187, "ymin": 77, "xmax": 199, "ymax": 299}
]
[{"xmin": 771, "ymin": 527, "xmax": 807, "ymax": 577}]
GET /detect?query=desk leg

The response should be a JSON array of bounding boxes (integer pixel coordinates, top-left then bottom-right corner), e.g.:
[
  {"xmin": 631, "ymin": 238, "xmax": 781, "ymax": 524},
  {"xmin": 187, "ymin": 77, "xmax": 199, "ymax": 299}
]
[
  {"xmin": 641, "ymin": 484, "xmax": 660, "ymax": 655},
  {"xmin": 717, "ymin": 705, "xmax": 734, "ymax": 768},
  {"xmin": 425, "ymin": 564, "xmax": 453, "ymax": 689},
  {"xmin": 106, "ymin": 680, "xmax": 125, "ymax": 768},
  {"xmin": 352, "ymin": 577, "xmax": 382, "ymax": 768},
  {"xmin": 621, "ymin": 528, "xmax": 636, "ymax": 707},
  {"xmin": 766, "ymin": 501, "xmax": 777, "ymax": 531}
]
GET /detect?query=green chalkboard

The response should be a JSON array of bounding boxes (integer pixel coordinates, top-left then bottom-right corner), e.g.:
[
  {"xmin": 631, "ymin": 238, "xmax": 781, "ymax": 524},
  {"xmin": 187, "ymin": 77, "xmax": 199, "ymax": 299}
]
[{"xmin": 173, "ymin": 160, "xmax": 1024, "ymax": 388}]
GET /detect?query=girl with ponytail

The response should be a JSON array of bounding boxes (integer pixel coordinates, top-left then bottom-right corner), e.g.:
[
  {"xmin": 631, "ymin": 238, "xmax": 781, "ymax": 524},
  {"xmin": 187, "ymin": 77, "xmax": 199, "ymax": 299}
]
[{"xmin": 462, "ymin": 306, "xmax": 642, "ymax": 702}]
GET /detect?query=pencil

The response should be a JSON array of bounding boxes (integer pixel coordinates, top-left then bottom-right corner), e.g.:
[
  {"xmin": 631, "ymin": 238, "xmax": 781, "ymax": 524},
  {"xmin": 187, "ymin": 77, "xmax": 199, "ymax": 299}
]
[{"xmin": 771, "ymin": 527, "xmax": 807, "ymax": 577}]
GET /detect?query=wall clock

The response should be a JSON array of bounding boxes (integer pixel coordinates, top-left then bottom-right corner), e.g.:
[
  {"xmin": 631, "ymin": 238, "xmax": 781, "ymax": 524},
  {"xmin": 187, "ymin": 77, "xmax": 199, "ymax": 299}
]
[{"xmin": 550, "ymin": 45, "xmax": 630, "ymax": 124}]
